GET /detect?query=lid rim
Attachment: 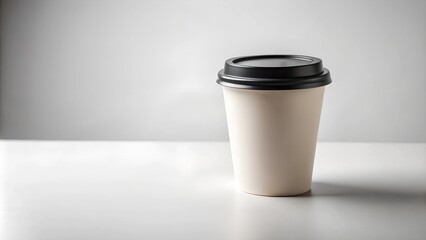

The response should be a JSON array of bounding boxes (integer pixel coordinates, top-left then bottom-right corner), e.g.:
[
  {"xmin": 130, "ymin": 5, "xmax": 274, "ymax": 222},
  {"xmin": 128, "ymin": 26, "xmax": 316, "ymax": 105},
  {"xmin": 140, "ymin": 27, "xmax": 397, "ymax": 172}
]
[{"xmin": 216, "ymin": 79, "xmax": 331, "ymax": 90}]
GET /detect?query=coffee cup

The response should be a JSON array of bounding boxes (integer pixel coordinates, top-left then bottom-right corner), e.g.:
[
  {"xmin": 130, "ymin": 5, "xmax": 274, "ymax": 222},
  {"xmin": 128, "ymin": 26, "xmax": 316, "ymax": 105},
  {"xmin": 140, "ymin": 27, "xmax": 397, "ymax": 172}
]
[{"xmin": 217, "ymin": 55, "xmax": 332, "ymax": 196}]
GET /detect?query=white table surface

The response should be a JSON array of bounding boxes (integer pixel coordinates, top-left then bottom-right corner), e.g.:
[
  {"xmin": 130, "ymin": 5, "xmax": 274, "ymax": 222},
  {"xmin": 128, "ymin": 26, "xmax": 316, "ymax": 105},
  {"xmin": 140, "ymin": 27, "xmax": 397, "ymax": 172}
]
[{"xmin": 1, "ymin": 141, "xmax": 425, "ymax": 240}]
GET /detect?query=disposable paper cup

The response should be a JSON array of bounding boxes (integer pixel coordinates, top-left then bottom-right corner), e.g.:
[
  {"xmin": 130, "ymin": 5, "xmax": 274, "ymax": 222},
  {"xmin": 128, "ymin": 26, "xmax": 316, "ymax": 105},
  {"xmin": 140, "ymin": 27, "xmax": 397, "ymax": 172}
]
[{"xmin": 217, "ymin": 55, "xmax": 332, "ymax": 196}]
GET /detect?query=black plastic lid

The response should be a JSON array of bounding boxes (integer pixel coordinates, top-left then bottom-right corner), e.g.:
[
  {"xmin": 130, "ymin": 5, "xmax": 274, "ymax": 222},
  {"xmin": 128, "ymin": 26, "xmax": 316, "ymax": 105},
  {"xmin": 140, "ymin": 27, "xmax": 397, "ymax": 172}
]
[{"xmin": 217, "ymin": 55, "xmax": 332, "ymax": 90}]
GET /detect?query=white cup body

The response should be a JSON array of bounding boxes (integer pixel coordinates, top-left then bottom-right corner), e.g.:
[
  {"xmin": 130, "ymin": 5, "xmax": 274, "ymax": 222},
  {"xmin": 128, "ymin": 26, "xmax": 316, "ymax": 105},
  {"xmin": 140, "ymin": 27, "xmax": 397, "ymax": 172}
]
[{"xmin": 223, "ymin": 86, "xmax": 325, "ymax": 196}]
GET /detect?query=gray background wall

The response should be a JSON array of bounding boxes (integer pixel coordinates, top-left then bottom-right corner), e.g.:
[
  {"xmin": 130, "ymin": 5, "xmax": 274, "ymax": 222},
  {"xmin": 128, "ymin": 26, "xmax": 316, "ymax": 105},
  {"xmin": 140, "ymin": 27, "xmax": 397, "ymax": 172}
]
[{"xmin": 1, "ymin": 0, "xmax": 425, "ymax": 141}]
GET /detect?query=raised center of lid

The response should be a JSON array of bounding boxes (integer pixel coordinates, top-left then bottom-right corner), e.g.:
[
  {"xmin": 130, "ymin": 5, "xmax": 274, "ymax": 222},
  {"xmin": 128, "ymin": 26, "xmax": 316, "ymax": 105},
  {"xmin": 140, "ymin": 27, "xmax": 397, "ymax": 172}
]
[{"xmin": 235, "ymin": 56, "xmax": 314, "ymax": 68}]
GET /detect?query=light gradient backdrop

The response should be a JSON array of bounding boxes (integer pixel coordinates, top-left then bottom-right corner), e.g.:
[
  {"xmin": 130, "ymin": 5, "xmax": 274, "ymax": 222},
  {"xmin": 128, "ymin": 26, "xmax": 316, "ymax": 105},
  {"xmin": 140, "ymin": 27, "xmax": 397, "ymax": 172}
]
[{"xmin": 1, "ymin": 0, "xmax": 425, "ymax": 141}]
